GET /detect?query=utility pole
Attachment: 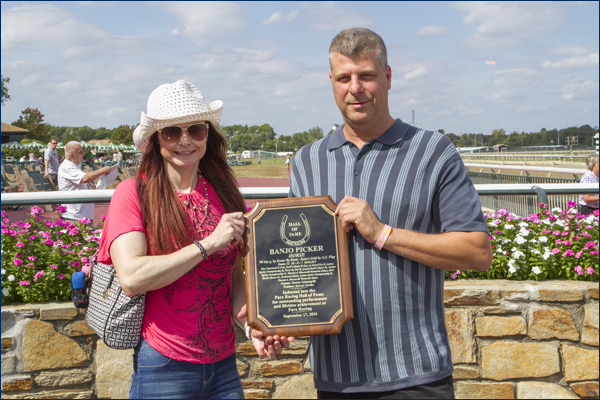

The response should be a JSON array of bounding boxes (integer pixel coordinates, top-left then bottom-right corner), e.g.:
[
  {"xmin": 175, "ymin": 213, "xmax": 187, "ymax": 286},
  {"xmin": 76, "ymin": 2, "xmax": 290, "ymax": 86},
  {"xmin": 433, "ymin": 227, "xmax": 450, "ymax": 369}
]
[{"xmin": 412, "ymin": 110, "xmax": 415, "ymax": 126}]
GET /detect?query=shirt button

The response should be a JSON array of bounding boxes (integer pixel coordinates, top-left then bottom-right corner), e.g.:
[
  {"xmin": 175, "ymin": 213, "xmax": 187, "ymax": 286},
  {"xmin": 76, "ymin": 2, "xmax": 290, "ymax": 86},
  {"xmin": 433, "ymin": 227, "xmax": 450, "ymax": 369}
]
[{"xmin": 354, "ymin": 171, "xmax": 359, "ymax": 176}]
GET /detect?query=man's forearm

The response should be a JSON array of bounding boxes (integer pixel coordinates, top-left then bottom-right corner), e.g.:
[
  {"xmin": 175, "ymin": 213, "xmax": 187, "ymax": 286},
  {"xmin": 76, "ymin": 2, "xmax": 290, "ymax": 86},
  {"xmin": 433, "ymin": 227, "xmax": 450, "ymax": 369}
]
[
  {"xmin": 81, "ymin": 166, "xmax": 112, "ymax": 184},
  {"xmin": 382, "ymin": 229, "xmax": 492, "ymax": 272}
]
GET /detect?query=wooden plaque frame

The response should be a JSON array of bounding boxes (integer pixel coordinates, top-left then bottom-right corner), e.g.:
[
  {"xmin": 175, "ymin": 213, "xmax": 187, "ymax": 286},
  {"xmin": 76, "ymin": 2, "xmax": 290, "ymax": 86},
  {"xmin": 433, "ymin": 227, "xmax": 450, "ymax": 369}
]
[{"xmin": 244, "ymin": 196, "xmax": 353, "ymax": 337}]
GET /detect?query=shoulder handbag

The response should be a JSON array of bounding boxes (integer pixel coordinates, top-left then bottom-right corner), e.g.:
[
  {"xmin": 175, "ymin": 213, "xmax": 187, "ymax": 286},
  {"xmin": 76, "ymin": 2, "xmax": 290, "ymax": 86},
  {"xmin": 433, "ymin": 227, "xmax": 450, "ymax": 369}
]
[{"xmin": 85, "ymin": 257, "xmax": 146, "ymax": 350}]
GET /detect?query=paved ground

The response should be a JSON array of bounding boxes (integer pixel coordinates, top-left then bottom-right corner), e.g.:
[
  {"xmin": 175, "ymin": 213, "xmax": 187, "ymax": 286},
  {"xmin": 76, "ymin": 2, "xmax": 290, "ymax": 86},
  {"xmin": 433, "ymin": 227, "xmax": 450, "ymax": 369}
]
[{"xmin": 2, "ymin": 178, "xmax": 291, "ymax": 224}]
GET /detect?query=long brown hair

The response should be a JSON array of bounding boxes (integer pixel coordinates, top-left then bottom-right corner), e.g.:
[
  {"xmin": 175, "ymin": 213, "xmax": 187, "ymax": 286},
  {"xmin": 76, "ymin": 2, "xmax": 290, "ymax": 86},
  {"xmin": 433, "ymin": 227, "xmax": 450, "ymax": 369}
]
[{"xmin": 136, "ymin": 123, "xmax": 246, "ymax": 255}]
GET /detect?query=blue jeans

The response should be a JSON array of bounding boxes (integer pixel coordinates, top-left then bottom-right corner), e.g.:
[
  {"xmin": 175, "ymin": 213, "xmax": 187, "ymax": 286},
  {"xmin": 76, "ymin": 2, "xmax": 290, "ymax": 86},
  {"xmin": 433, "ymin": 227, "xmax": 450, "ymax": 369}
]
[{"xmin": 129, "ymin": 338, "xmax": 244, "ymax": 399}]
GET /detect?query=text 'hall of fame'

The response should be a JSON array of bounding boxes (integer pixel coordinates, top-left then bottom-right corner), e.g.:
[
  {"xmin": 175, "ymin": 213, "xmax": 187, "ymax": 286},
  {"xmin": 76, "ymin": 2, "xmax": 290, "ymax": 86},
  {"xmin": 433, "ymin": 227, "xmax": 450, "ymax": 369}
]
[{"xmin": 244, "ymin": 196, "xmax": 352, "ymax": 337}]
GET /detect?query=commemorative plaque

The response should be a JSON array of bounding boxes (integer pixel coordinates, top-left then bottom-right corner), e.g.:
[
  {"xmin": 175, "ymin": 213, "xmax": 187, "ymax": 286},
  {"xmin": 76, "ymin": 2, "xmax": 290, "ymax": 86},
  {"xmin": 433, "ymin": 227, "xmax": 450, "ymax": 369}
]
[{"xmin": 244, "ymin": 196, "xmax": 353, "ymax": 337}]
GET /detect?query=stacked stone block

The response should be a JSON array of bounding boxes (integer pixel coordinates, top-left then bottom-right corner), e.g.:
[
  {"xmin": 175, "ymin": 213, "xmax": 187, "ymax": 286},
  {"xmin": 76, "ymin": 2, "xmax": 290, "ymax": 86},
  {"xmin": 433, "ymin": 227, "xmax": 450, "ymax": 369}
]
[{"xmin": 1, "ymin": 280, "xmax": 598, "ymax": 399}]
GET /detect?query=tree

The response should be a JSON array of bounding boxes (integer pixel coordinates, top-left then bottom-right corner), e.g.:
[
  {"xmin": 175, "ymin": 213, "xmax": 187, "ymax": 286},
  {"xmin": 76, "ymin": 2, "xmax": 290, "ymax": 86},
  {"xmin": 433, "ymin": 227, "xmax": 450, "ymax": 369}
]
[
  {"xmin": 11, "ymin": 107, "xmax": 51, "ymax": 143},
  {"xmin": 1, "ymin": 75, "xmax": 10, "ymax": 106},
  {"xmin": 111, "ymin": 125, "xmax": 134, "ymax": 145},
  {"xmin": 307, "ymin": 127, "xmax": 324, "ymax": 142}
]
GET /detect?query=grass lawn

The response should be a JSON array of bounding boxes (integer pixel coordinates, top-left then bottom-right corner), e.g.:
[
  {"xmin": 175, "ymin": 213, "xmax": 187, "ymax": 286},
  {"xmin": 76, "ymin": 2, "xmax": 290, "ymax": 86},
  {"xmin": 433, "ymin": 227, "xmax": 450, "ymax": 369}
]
[{"xmin": 230, "ymin": 157, "xmax": 291, "ymax": 179}]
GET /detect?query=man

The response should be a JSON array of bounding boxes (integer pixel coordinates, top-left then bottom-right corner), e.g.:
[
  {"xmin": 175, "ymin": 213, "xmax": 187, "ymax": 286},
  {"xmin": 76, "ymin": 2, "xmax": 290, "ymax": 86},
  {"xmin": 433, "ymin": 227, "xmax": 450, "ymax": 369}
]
[
  {"xmin": 289, "ymin": 28, "xmax": 492, "ymax": 398},
  {"xmin": 44, "ymin": 139, "xmax": 60, "ymax": 189},
  {"xmin": 58, "ymin": 141, "xmax": 113, "ymax": 224},
  {"xmin": 117, "ymin": 149, "xmax": 123, "ymax": 167}
]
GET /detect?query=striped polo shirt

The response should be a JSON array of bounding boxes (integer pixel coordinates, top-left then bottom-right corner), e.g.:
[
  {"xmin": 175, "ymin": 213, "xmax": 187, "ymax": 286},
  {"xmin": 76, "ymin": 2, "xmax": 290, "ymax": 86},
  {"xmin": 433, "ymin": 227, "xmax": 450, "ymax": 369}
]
[{"xmin": 289, "ymin": 119, "xmax": 488, "ymax": 393}]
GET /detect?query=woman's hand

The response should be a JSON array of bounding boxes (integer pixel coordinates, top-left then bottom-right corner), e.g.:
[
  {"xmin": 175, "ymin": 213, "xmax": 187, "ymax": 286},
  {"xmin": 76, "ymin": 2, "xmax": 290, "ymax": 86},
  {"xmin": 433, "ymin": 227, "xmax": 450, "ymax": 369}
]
[
  {"xmin": 237, "ymin": 305, "xmax": 294, "ymax": 360},
  {"xmin": 203, "ymin": 212, "xmax": 245, "ymax": 253}
]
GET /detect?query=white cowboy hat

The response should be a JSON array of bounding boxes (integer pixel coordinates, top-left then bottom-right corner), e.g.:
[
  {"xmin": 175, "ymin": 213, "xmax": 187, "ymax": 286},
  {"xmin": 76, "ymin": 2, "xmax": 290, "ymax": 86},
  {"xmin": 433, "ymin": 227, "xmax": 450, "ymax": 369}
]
[{"xmin": 132, "ymin": 80, "xmax": 223, "ymax": 151}]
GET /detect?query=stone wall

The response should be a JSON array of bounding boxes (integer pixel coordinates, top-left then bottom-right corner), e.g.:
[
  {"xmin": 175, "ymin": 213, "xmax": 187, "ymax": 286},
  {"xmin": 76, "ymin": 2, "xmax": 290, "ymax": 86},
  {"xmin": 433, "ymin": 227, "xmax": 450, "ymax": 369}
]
[{"xmin": 1, "ymin": 280, "xmax": 598, "ymax": 399}]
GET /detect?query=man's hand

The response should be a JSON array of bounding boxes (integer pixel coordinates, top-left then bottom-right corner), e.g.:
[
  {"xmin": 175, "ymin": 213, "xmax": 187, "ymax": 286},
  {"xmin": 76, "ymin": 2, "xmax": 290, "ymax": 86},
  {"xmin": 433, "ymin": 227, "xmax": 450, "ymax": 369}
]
[
  {"xmin": 335, "ymin": 196, "xmax": 384, "ymax": 244},
  {"xmin": 237, "ymin": 305, "xmax": 294, "ymax": 360},
  {"xmin": 43, "ymin": 172, "xmax": 49, "ymax": 177}
]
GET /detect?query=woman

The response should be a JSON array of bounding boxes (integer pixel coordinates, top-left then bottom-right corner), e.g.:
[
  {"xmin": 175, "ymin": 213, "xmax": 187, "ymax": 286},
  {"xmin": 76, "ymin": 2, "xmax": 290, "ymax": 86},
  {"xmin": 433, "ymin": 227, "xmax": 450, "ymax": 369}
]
[
  {"xmin": 285, "ymin": 154, "xmax": 291, "ymax": 170},
  {"xmin": 579, "ymin": 153, "xmax": 599, "ymax": 215},
  {"xmin": 97, "ymin": 80, "xmax": 291, "ymax": 399}
]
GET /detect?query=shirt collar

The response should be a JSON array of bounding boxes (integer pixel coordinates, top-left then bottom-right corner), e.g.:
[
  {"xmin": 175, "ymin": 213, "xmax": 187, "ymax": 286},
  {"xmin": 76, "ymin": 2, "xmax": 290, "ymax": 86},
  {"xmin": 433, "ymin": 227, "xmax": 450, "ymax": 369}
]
[{"xmin": 327, "ymin": 119, "xmax": 411, "ymax": 150}]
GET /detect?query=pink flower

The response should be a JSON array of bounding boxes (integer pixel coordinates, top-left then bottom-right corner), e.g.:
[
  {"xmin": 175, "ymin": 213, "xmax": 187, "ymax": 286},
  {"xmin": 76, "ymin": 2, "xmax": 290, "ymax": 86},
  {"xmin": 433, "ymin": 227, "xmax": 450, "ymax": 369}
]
[
  {"xmin": 72, "ymin": 261, "xmax": 80, "ymax": 267},
  {"xmin": 574, "ymin": 265, "xmax": 584, "ymax": 276},
  {"xmin": 40, "ymin": 231, "xmax": 51, "ymax": 239},
  {"xmin": 562, "ymin": 231, "xmax": 569, "ymax": 237},
  {"xmin": 57, "ymin": 274, "xmax": 65, "ymax": 280},
  {"xmin": 34, "ymin": 270, "xmax": 44, "ymax": 281},
  {"xmin": 77, "ymin": 218, "xmax": 90, "ymax": 225},
  {"xmin": 101, "ymin": 215, "xmax": 107, "ymax": 220},
  {"xmin": 56, "ymin": 205, "xmax": 67, "ymax": 213},
  {"xmin": 552, "ymin": 230, "xmax": 561, "ymax": 236},
  {"xmin": 18, "ymin": 281, "xmax": 30, "ymax": 286},
  {"xmin": 13, "ymin": 258, "xmax": 23, "ymax": 266},
  {"xmin": 1, "ymin": 210, "xmax": 6, "ymax": 218},
  {"xmin": 575, "ymin": 251, "xmax": 583, "ymax": 259},
  {"xmin": 563, "ymin": 240, "xmax": 572, "ymax": 246},
  {"xmin": 14, "ymin": 252, "xmax": 22, "ymax": 258},
  {"xmin": 586, "ymin": 267, "xmax": 594, "ymax": 275},
  {"xmin": 562, "ymin": 250, "xmax": 574, "ymax": 257},
  {"xmin": 43, "ymin": 239, "xmax": 54, "ymax": 246},
  {"xmin": 555, "ymin": 239, "xmax": 562, "ymax": 245},
  {"xmin": 28, "ymin": 256, "xmax": 36, "ymax": 262},
  {"xmin": 49, "ymin": 264, "xmax": 57, "ymax": 269},
  {"xmin": 591, "ymin": 250, "xmax": 598, "ymax": 256},
  {"xmin": 551, "ymin": 248, "xmax": 560, "ymax": 255},
  {"xmin": 29, "ymin": 235, "xmax": 38, "ymax": 240},
  {"xmin": 30, "ymin": 206, "xmax": 43, "ymax": 216},
  {"xmin": 68, "ymin": 228, "xmax": 78, "ymax": 236},
  {"xmin": 81, "ymin": 257, "xmax": 88, "ymax": 263},
  {"xmin": 586, "ymin": 225, "xmax": 594, "ymax": 230},
  {"xmin": 450, "ymin": 272, "xmax": 458, "ymax": 279},
  {"xmin": 26, "ymin": 263, "xmax": 33, "ymax": 268},
  {"xmin": 73, "ymin": 241, "xmax": 82, "ymax": 246},
  {"xmin": 16, "ymin": 242, "xmax": 25, "ymax": 248},
  {"xmin": 567, "ymin": 200, "xmax": 578, "ymax": 208}
]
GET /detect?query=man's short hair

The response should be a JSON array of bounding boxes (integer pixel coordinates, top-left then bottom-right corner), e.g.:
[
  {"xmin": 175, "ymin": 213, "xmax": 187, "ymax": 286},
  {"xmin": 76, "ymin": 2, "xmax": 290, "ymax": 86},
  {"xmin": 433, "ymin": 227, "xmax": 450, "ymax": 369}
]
[
  {"xmin": 586, "ymin": 153, "xmax": 599, "ymax": 170},
  {"xmin": 65, "ymin": 141, "xmax": 81, "ymax": 157},
  {"xmin": 329, "ymin": 28, "xmax": 388, "ymax": 71}
]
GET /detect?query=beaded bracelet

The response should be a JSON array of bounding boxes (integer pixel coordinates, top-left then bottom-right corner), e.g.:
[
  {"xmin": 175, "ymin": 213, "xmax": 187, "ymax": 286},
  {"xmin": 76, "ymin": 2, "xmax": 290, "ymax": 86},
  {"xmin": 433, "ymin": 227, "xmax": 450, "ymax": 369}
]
[
  {"xmin": 374, "ymin": 225, "xmax": 392, "ymax": 250},
  {"xmin": 194, "ymin": 240, "xmax": 208, "ymax": 261}
]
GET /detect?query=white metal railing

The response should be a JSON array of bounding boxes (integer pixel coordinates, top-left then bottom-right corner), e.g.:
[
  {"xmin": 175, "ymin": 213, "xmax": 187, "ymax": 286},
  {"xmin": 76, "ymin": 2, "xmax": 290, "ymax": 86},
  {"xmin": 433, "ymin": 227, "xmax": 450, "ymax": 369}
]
[
  {"xmin": 465, "ymin": 163, "xmax": 587, "ymax": 176},
  {"xmin": 2, "ymin": 184, "xmax": 597, "ymax": 206}
]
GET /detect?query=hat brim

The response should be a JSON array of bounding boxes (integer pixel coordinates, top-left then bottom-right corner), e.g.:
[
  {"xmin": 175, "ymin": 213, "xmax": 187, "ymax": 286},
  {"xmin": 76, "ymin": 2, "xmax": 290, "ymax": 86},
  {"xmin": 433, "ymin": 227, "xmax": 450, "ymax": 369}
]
[{"xmin": 133, "ymin": 100, "xmax": 222, "ymax": 152}]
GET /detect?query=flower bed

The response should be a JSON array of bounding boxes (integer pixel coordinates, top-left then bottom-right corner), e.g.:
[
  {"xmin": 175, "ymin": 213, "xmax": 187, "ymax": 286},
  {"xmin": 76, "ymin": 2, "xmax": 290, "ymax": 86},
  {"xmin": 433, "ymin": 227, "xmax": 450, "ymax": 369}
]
[
  {"xmin": 1, "ymin": 206, "xmax": 104, "ymax": 303},
  {"xmin": 447, "ymin": 202, "xmax": 599, "ymax": 281},
  {"xmin": 2, "ymin": 202, "xmax": 598, "ymax": 304}
]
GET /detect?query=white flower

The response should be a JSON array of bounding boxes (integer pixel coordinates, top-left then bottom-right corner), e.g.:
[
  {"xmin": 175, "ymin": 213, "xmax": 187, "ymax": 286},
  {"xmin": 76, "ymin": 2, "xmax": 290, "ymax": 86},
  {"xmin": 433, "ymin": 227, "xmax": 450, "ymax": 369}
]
[
  {"xmin": 1, "ymin": 268, "xmax": 5, "ymax": 275},
  {"xmin": 539, "ymin": 237, "xmax": 548, "ymax": 243},
  {"xmin": 7, "ymin": 275, "xmax": 15, "ymax": 282},
  {"xmin": 519, "ymin": 227, "xmax": 530, "ymax": 237},
  {"xmin": 543, "ymin": 220, "xmax": 552, "ymax": 225},
  {"xmin": 530, "ymin": 239, "xmax": 537, "ymax": 244},
  {"xmin": 1, "ymin": 288, "xmax": 8, "ymax": 297},
  {"xmin": 508, "ymin": 266, "xmax": 517, "ymax": 274},
  {"xmin": 489, "ymin": 220, "xmax": 498, "ymax": 227},
  {"xmin": 515, "ymin": 236, "xmax": 526, "ymax": 245},
  {"xmin": 513, "ymin": 250, "xmax": 524, "ymax": 260},
  {"xmin": 555, "ymin": 220, "xmax": 566, "ymax": 226},
  {"xmin": 519, "ymin": 222, "xmax": 528, "ymax": 228},
  {"xmin": 552, "ymin": 207, "xmax": 562, "ymax": 213},
  {"xmin": 503, "ymin": 239, "xmax": 511, "ymax": 244},
  {"xmin": 496, "ymin": 246, "xmax": 504, "ymax": 253},
  {"xmin": 532, "ymin": 249, "xmax": 540, "ymax": 254},
  {"xmin": 532, "ymin": 266, "xmax": 541, "ymax": 275},
  {"xmin": 505, "ymin": 224, "xmax": 515, "ymax": 230}
]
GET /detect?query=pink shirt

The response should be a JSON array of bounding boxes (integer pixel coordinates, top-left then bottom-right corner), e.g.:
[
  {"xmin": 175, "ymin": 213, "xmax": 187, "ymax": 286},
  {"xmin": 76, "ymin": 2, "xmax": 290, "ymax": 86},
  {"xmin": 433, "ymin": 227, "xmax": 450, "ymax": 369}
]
[{"xmin": 98, "ymin": 178, "xmax": 240, "ymax": 363}]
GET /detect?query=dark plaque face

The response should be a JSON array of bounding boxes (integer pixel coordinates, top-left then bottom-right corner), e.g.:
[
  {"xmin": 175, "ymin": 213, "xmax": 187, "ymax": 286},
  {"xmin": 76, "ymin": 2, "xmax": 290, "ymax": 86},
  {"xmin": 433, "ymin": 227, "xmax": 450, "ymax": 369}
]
[{"xmin": 245, "ymin": 196, "xmax": 352, "ymax": 337}]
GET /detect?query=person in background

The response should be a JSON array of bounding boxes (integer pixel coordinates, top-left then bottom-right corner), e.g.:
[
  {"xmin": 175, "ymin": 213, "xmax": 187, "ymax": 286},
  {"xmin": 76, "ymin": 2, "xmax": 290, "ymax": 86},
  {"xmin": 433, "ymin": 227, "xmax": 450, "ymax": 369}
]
[
  {"xmin": 28, "ymin": 150, "xmax": 35, "ymax": 162},
  {"xmin": 19, "ymin": 155, "xmax": 27, "ymax": 162},
  {"xmin": 290, "ymin": 28, "xmax": 492, "ymax": 399},
  {"xmin": 285, "ymin": 154, "xmax": 291, "ymax": 170},
  {"xmin": 98, "ymin": 80, "xmax": 292, "ymax": 399},
  {"xmin": 58, "ymin": 142, "xmax": 113, "ymax": 225},
  {"xmin": 44, "ymin": 139, "xmax": 60, "ymax": 188},
  {"xmin": 117, "ymin": 149, "xmax": 124, "ymax": 167},
  {"xmin": 579, "ymin": 153, "xmax": 599, "ymax": 215}
]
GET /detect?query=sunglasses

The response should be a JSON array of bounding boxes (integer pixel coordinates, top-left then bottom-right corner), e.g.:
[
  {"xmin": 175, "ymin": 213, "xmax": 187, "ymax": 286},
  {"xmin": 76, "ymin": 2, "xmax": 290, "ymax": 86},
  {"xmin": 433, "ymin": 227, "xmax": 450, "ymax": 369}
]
[{"xmin": 159, "ymin": 123, "xmax": 209, "ymax": 143}]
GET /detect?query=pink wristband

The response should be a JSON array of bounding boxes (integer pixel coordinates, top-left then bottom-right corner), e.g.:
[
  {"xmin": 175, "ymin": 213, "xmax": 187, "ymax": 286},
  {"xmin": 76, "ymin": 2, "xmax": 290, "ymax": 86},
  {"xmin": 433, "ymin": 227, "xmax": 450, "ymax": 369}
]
[{"xmin": 374, "ymin": 225, "xmax": 392, "ymax": 250}]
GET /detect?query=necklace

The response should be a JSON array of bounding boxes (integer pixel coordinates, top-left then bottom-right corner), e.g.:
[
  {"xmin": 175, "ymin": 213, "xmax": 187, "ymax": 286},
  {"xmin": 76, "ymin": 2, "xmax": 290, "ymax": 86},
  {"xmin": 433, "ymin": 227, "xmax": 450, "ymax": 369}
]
[{"xmin": 176, "ymin": 171, "xmax": 210, "ymax": 236}]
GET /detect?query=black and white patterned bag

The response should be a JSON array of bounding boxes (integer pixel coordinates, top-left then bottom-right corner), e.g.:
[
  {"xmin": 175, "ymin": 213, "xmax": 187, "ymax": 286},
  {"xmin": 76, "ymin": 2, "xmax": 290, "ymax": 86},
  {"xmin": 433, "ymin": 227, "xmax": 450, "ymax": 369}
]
[{"xmin": 85, "ymin": 260, "xmax": 145, "ymax": 350}]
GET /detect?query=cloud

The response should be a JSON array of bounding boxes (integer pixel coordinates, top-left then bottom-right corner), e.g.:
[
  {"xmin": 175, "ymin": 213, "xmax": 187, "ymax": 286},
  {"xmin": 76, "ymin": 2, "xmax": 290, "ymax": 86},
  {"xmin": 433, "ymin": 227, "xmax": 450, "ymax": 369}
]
[
  {"xmin": 489, "ymin": 68, "xmax": 539, "ymax": 101},
  {"xmin": 416, "ymin": 25, "xmax": 450, "ymax": 36},
  {"xmin": 301, "ymin": 2, "xmax": 375, "ymax": 31},
  {"xmin": 542, "ymin": 53, "xmax": 599, "ymax": 69},
  {"xmin": 1, "ymin": 3, "xmax": 158, "ymax": 58},
  {"xmin": 453, "ymin": 2, "xmax": 562, "ymax": 50},
  {"xmin": 262, "ymin": 9, "xmax": 300, "ymax": 25},
  {"xmin": 561, "ymin": 79, "xmax": 599, "ymax": 100},
  {"xmin": 403, "ymin": 67, "xmax": 428, "ymax": 80},
  {"xmin": 549, "ymin": 45, "xmax": 592, "ymax": 56},
  {"xmin": 161, "ymin": 1, "xmax": 245, "ymax": 45}
]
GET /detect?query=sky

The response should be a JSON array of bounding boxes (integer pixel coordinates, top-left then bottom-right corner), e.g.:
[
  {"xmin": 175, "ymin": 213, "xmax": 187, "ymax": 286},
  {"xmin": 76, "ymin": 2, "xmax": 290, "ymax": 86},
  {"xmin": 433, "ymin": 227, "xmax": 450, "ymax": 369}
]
[{"xmin": 1, "ymin": 1, "xmax": 599, "ymax": 138}]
